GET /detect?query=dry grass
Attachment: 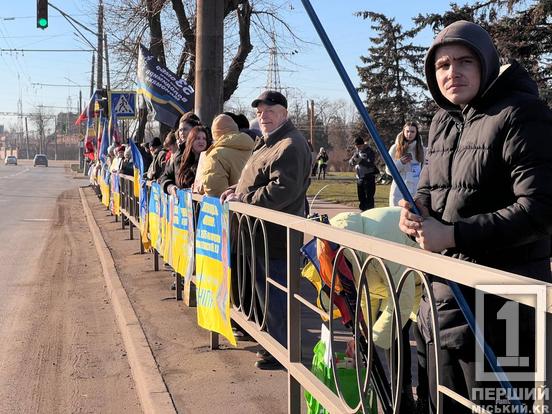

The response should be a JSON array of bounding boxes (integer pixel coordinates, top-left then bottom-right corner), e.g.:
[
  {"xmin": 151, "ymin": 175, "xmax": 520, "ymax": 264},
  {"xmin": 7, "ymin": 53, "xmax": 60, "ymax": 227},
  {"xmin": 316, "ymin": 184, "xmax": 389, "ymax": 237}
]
[{"xmin": 307, "ymin": 172, "xmax": 390, "ymax": 208}]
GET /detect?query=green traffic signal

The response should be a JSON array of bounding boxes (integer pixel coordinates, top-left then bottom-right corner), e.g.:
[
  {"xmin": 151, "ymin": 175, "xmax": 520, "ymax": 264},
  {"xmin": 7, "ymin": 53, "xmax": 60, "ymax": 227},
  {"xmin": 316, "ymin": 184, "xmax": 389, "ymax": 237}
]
[{"xmin": 37, "ymin": 0, "xmax": 48, "ymax": 29}]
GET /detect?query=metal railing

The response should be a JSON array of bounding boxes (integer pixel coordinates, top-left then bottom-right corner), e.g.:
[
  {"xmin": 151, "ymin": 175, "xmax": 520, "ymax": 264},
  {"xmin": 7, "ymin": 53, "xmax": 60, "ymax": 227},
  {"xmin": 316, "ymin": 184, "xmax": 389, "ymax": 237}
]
[{"xmin": 96, "ymin": 172, "xmax": 552, "ymax": 414}]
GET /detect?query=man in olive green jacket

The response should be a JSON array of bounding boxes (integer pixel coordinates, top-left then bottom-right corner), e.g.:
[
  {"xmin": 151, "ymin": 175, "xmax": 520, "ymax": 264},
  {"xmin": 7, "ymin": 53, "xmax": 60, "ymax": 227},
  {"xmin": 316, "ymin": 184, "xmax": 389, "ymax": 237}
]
[{"xmin": 221, "ymin": 90, "xmax": 311, "ymax": 370}]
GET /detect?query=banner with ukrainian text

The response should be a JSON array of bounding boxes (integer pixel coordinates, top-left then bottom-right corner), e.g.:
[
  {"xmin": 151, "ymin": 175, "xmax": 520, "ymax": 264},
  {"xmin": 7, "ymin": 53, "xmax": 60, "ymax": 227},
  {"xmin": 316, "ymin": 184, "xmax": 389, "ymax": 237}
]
[
  {"xmin": 173, "ymin": 189, "xmax": 194, "ymax": 280},
  {"xmin": 163, "ymin": 194, "xmax": 175, "ymax": 267},
  {"xmin": 159, "ymin": 191, "xmax": 168, "ymax": 256},
  {"xmin": 139, "ymin": 180, "xmax": 151, "ymax": 250},
  {"xmin": 195, "ymin": 197, "xmax": 235, "ymax": 346},
  {"xmin": 137, "ymin": 44, "xmax": 195, "ymax": 128},
  {"xmin": 148, "ymin": 183, "xmax": 162, "ymax": 251}
]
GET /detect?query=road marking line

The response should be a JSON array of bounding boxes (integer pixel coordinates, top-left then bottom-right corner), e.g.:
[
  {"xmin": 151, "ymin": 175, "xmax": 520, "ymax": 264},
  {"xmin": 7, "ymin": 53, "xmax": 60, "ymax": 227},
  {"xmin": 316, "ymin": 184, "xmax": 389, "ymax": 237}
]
[{"xmin": 22, "ymin": 219, "xmax": 53, "ymax": 222}]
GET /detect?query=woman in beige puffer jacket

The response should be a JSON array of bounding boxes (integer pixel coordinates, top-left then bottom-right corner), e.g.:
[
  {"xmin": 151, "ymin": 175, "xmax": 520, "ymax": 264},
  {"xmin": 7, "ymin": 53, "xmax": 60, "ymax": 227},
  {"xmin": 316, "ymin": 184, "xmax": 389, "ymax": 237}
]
[{"xmin": 197, "ymin": 114, "xmax": 254, "ymax": 197}]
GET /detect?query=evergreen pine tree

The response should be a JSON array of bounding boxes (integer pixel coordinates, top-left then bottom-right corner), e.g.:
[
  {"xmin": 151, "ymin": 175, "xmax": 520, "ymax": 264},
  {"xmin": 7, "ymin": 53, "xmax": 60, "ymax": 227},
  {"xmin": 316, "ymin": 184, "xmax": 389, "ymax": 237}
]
[{"xmin": 355, "ymin": 12, "xmax": 427, "ymax": 148}]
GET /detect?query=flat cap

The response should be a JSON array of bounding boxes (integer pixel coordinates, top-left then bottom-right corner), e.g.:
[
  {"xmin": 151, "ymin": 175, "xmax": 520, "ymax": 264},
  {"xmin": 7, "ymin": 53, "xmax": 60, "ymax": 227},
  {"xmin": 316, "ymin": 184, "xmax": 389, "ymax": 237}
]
[{"xmin": 251, "ymin": 90, "xmax": 287, "ymax": 109}]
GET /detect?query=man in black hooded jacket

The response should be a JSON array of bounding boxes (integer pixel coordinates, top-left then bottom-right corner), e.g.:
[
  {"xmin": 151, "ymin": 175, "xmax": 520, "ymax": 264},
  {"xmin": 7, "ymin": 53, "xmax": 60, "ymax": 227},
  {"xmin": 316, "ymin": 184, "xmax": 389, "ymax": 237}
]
[{"xmin": 399, "ymin": 21, "xmax": 552, "ymax": 413}]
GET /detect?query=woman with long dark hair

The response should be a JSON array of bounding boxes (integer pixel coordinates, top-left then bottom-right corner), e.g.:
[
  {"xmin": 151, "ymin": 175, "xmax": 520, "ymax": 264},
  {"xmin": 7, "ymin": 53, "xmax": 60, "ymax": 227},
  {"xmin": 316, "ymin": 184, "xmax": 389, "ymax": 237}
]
[
  {"xmin": 386, "ymin": 121, "xmax": 425, "ymax": 206},
  {"xmin": 159, "ymin": 118, "xmax": 203, "ymax": 195},
  {"xmin": 173, "ymin": 126, "xmax": 212, "ymax": 192}
]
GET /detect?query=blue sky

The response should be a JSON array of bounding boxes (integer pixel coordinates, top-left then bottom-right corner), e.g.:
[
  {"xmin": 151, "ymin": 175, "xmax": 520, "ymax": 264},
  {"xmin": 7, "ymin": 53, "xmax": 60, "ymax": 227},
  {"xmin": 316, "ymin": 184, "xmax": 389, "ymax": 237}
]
[{"xmin": 0, "ymin": 1, "xmax": 472, "ymax": 129}]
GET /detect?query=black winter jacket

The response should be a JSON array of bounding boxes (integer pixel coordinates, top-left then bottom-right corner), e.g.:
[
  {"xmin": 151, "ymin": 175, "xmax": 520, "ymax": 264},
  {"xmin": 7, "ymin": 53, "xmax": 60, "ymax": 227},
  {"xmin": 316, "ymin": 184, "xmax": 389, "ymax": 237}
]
[
  {"xmin": 159, "ymin": 143, "xmax": 184, "ymax": 193},
  {"xmin": 417, "ymin": 62, "xmax": 552, "ymax": 347},
  {"xmin": 147, "ymin": 148, "xmax": 167, "ymax": 181}
]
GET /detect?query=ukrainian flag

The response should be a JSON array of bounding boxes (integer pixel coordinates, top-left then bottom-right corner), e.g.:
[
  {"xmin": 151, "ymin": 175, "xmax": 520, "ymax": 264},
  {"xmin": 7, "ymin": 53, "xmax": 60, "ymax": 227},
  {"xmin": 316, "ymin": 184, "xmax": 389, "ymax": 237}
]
[
  {"xmin": 129, "ymin": 140, "xmax": 143, "ymax": 198},
  {"xmin": 112, "ymin": 172, "xmax": 121, "ymax": 216}
]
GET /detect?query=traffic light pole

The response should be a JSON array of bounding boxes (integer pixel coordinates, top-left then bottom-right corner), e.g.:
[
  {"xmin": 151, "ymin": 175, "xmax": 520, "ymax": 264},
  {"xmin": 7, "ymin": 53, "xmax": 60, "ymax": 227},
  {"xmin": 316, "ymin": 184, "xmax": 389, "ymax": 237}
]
[{"xmin": 96, "ymin": 0, "xmax": 104, "ymax": 90}]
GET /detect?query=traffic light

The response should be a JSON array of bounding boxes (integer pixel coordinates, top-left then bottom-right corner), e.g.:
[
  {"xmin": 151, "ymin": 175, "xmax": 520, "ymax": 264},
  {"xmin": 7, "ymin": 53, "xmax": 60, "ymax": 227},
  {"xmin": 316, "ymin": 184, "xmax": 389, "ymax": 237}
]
[{"xmin": 37, "ymin": 0, "xmax": 48, "ymax": 29}]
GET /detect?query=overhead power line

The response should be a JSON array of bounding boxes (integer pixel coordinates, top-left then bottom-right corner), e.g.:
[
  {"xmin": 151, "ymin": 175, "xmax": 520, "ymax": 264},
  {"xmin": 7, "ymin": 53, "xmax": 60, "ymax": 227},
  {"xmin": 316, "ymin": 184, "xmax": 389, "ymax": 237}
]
[
  {"xmin": 0, "ymin": 48, "xmax": 93, "ymax": 53},
  {"xmin": 32, "ymin": 82, "xmax": 88, "ymax": 88},
  {"xmin": 46, "ymin": 2, "xmax": 98, "ymax": 54}
]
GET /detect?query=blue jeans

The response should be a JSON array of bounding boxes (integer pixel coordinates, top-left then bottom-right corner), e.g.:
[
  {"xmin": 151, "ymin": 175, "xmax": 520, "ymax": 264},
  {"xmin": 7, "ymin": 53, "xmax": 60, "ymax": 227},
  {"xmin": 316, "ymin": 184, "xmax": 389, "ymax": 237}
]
[{"xmin": 254, "ymin": 258, "xmax": 287, "ymax": 347}]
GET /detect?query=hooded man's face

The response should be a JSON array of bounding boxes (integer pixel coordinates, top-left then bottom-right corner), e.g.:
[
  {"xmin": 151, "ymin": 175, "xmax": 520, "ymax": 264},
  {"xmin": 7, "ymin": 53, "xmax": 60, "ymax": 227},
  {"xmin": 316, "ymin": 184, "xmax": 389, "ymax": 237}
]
[{"xmin": 435, "ymin": 44, "xmax": 481, "ymax": 107}]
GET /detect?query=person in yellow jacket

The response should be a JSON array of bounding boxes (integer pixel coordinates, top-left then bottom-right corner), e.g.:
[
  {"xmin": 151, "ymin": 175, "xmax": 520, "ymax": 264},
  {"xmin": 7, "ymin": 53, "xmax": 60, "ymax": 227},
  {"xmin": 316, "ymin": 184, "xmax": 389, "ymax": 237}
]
[{"xmin": 195, "ymin": 114, "xmax": 254, "ymax": 197}]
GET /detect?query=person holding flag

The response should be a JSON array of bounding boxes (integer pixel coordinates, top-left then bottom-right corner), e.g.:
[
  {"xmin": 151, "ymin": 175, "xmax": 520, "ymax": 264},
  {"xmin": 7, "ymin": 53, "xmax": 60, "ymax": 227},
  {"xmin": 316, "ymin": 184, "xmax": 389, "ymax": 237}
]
[
  {"xmin": 399, "ymin": 21, "xmax": 552, "ymax": 413},
  {"xmin": 129, "ymin": 139, "xmax": 151, "ymax": 250}
]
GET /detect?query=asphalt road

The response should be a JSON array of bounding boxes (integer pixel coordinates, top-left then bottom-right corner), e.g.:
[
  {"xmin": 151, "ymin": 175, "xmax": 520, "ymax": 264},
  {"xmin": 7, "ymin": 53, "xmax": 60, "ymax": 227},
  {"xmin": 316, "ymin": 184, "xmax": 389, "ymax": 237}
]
[{"xmin": 0, "ymin": 160, "xmax": 140, "ymax": 413}]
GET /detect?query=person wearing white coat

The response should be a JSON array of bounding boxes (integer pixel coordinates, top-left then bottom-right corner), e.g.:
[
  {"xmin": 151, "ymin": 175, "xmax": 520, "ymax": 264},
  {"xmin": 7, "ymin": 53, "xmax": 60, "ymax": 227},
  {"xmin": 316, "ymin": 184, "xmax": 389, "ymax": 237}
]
[{"xmin": 386, "ymin": 121, "xmax": 425, "ymax": 206}]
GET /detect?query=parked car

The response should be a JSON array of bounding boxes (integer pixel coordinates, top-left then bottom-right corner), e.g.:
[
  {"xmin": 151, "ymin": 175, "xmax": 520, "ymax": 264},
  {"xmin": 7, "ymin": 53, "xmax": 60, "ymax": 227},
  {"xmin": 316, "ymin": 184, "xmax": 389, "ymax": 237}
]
[
  {"xmin": 4, "ymin": 155, "xmax": 17, "ymax": 166},
  {"xmin": 33, "ymin": 154, "xmax": 48, "ymax": 167}
]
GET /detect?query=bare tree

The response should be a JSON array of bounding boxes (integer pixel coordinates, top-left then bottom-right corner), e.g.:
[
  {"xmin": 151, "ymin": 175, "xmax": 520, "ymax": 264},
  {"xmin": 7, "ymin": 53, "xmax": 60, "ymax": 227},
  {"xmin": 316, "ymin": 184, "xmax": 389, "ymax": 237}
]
[{"xmin": 103, "ymin": 1, "xmax": 303, "ymax": 102}]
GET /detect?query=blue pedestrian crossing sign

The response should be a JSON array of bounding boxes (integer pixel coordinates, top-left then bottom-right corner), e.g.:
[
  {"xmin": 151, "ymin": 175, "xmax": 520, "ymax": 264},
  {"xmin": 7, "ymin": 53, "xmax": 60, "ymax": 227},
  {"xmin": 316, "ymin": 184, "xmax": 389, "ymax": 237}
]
[{"xmin": 108, "ymin": 91, "xmax": 137, "ymax": 119}]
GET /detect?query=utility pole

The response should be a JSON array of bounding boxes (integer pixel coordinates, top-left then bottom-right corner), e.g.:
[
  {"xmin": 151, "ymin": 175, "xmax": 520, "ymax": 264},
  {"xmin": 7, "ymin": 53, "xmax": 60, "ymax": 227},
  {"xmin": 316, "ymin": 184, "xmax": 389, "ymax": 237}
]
[
  {"xmin": 195, "ymin": 0, "xmax": 223, "ymax": 127},
  {"xmin": 79, "ymin": 90, "xmax": 83, "ymax": 134},
  {"xmin": 24, "ymin": 117, "xmax": 29, "ymax": 159},
  {"xmin": 79, "ymin": 91, "xmax": 84, "ymax": 169},
  {"xmin": 104, "ymin": 34, "xmax": 110, "ymax": 91},
  {"xmin": 96, "ymin": 0, "xmax": 104, "ymax": 90},
  {"xmin": 90, "ymin": 52, "xmax": 95, "ymax": 97}
]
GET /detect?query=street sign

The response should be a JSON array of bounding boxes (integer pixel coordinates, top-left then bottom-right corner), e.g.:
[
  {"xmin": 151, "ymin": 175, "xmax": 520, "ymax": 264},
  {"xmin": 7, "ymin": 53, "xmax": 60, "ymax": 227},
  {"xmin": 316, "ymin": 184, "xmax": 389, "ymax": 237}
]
[{"xmin": 108, "ymin": 91, "xmax": 137, "ymax": 119}]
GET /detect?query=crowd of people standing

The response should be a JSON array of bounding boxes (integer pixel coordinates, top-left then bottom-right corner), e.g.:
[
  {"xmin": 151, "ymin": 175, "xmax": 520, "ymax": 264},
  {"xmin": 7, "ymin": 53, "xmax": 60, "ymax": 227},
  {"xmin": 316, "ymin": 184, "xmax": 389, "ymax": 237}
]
[{"xmin": 87, "ymin": 19, "xmax": 552, "ymax": 413}]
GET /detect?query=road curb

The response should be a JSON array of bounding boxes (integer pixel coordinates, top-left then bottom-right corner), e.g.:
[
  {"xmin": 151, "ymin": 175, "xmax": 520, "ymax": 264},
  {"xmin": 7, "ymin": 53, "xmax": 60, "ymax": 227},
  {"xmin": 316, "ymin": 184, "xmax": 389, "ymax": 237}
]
[{"xmin": 79, "ymin": 188, "xmax": 177, "ymax": 414}]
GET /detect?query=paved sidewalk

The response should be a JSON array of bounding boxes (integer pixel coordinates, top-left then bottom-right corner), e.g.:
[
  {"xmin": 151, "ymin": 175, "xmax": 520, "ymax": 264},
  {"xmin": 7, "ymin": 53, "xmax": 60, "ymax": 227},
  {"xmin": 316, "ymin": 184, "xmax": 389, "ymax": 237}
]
[{"xmin": 84, "ymin": 186, "xmax": 358, "ymax": 413}]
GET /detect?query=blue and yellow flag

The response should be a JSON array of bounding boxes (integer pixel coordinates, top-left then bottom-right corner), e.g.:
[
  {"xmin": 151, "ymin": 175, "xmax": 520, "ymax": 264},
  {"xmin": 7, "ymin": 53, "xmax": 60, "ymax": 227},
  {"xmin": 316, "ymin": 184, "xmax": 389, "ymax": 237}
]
[
  {"xmin": 112, "ymin": 172, "xmax": 121, "ymax": 216},
  {"xmin": 101, "ymin": 168, "xmax": 111, "ymax": 207},
  {"xmin": 137, "ymin": 44, "xmax": 194, "ymax": 128},
  {"xmin": 129, "ymin": 139, "xmax": 150, "ymax": 249},
  {"xmin": 98, "ymin": 117, "xmax": 109, "ymax": 166},
  {"xmin": 195, "ymin": 197, "xmax": 235, "ymax": 346},
  {"xmin": 129, "ymin": 139, "xmax": 143, "ymax": 198}
]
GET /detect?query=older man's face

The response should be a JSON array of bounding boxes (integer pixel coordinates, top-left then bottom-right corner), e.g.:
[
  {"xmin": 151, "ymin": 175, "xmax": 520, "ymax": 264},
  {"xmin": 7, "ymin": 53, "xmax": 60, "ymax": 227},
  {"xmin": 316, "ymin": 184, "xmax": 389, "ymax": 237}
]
[
  {"xmin": 435, "ymin": 44, "xmax": 481, "ymax": 107},
  {"xmin": 256, "ymin": 103, "xmax": 287, "ymax": 135}
]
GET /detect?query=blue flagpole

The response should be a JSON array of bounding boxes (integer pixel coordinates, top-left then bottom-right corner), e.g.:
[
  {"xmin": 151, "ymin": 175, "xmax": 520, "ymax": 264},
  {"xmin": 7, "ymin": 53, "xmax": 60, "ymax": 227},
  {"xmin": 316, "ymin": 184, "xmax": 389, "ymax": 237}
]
[{"xmin": 299, "ymin": 0, "xmax": 521, "ymax": 407}]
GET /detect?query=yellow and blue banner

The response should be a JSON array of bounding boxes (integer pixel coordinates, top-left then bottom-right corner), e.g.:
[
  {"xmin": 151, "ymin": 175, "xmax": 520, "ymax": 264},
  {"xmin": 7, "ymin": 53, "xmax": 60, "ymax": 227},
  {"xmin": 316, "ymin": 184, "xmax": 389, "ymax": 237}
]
[
  {"xmin": 100, "ymin": 168, "xmax": 111, "ymax": 207},
  {"xmin": 111, "ymin": 172, "xmax": 121, "ymax": 216},
  {"xmin": 163, "ymin": 194, "xmax": 175, "ymax": 267},
  {"xmin": 139, "ymin": 180, "xmax": 151, "ymax": 250},
  {"xmin": 173, "ymin": 189, "xmax": 194, "ymax": 280},
  {"xmin": 195, "ymin": 197, "xmax": 235, "ymax": 346},
  {"xmin": 148, "ymin": 183, "xmax": 162, "ymax": 251},
  {"xmin": 159, "ymin": 190, "xmax": 168, "ymax": 254}
]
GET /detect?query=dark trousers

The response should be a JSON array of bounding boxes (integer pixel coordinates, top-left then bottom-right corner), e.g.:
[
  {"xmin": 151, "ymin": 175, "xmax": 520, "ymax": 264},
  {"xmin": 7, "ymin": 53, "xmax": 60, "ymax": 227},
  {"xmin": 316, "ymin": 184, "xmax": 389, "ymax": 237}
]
[
  {"xmin": 357, "ymin": 174, "xmax": 376, "ymax": 211},
  {"xmin": 420, "ymin": 339, "xmax": 536, "ymax": 413},
  {"xmin": 418, "ymin": 341, "xmax": 476, "ymax": 414},
  {"xmin": 254, "ymin": 257, "xmax": 287, "ymax": 347},
  {"xmin": 412, "ymin": 321, "xmax": 429, "ymax": 401},
  {"xmin": 317, "ymin": 164, "xmax": 327, "ymax": 180}
]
